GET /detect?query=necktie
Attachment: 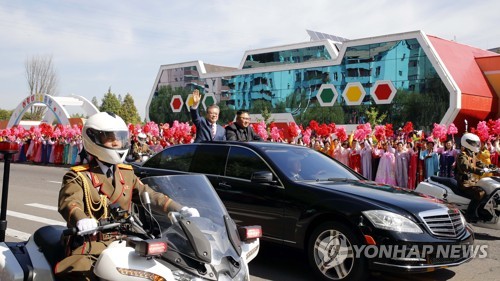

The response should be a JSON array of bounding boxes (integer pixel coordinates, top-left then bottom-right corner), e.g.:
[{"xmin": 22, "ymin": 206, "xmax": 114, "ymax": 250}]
[
  {"xmin": 106, "ymin": 168, "xmax": 112, "ymax": 178},
  {"xmin": 212, "ymin": 123, "xmax": 216, "ymax": 138}
]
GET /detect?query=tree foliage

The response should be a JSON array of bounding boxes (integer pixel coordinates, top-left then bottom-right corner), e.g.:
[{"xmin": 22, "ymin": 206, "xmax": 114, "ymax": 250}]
[
  {"xmin": 119, "ymin": 93, "xmax": 141, "ymax": 125},
  {"xmin": 91, "ymin": 96, "xmax": 100, "ymax": 108},
  {"xmin": 25, "ymin": 55, "xmax": 58, "ymax": 120},
  {"xmin": 365, "ymin": 107, "xmax": 387, "ymax": 127},
  {"xmin": 99, "ymin": 88, "xmax": 122, "ymax": 114},
  {"xmin": 0, "ymin": 109, "xmax": 13, "ymax": 121}
]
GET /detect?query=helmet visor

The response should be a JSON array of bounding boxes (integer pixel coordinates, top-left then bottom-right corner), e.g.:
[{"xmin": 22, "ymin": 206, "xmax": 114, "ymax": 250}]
[
  {"xmin": 86, "ymin": 128, "xmax": 130, "ymax": 150},
  {"xmin": 465, "ymin": 138, "xmax": 480, "ymax": 149}
]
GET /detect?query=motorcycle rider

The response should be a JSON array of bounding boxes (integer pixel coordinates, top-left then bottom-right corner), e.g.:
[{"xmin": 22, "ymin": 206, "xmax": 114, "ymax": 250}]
[
  {"xmin": 455, "ymin": 132, "xmax": 491, "ymax": 221},
  {"xmin": 56, "ymin": 112, "xmax": 199, "ymax": 280},
  {"xmin": 132, "ymin": 132, "xmax": 154, "ymax": 162}
]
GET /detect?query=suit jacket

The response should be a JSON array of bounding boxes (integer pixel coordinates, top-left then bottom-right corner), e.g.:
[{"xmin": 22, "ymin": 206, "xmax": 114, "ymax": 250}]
[
  {"xmin": 190, "ymin": 107, "xmax": 226, "ymax": 142},
  {"xmin": 225, "ymin": 123, "xmax": 263, "ymax": 141}
]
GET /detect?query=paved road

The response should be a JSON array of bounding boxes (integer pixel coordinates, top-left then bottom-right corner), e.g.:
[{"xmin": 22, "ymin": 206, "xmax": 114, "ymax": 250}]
[{"xmin": 1, "ymin": 162, "xmax": 499, "ymax": 280}]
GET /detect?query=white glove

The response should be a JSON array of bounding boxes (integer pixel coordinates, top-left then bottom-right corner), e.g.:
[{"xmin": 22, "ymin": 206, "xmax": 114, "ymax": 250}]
[
  {"xmin": 483, "ymin": 168, "xmax": 491, "ymax": 174},
  {"xmin": 180, "ymin": 206, "xmax": 200, "ymax": 218},
  {"xmin": 76, "ymin": 218, "xmax": 98, "ymax": 235}
]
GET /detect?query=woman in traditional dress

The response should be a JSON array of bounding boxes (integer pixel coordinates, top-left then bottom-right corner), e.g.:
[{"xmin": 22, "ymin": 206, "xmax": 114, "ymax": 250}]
[{"xmin": 374, "ymin": 141, "xmax": 397, "ymax": 185}]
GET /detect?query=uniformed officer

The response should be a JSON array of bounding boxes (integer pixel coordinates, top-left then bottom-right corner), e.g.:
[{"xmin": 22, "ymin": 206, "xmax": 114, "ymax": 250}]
[
  {"xmin": 455, "ymin": 133, "xmax": 491, "ymax": 221},
  {"xmin": 132, "ymin": 132, "xmax": 154, "ymax": 162},
  {"xmin": 55, "ymin": 112, "xmax": 198, "ymax": 280}
]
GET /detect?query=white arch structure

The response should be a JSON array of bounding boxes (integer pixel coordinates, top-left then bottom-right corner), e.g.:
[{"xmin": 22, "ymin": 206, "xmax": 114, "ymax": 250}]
[{"xmin": 7, "ymin": 93, "xmax": 99, "ymax": 128}]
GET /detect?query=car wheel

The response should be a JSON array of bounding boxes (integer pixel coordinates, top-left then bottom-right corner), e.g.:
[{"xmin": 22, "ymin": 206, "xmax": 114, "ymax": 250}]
[{"xmin": 307, "ymin": 221, "xmax": 368, "ymax": 281}]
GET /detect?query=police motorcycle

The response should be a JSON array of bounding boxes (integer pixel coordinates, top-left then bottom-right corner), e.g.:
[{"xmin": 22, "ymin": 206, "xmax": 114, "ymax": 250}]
[
  {"xmin": 415, "ymin": 133, "xmax": 500, "ymax": 230},
  {"xmin": 0, "ymin": 174, "xmax": 261, "ymax": 281},
  {"xmin": 415, "ymin": 170, "xmax": 500, "ymax": 229}
]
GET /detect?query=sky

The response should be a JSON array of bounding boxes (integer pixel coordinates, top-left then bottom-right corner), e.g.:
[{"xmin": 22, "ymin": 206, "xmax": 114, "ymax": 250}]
[{"xmin": 1, "ymin": 0, "xmax": 499, "ymax": 120}]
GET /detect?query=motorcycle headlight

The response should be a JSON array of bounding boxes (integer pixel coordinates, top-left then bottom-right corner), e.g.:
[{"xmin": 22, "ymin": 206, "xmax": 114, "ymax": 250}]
[{"xmin": 362, "ymin": 210, "xmax": 423, "ymax": 233}]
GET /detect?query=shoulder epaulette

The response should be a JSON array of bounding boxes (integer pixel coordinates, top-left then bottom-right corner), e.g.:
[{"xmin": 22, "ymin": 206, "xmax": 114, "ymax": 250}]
[
  {"xmin": 70, "ymin": 164, "xmax": 90, "ymax": 172},
  {"xmin": 118, "ymin": 163, "xmax": 133, "ymax": 170}
]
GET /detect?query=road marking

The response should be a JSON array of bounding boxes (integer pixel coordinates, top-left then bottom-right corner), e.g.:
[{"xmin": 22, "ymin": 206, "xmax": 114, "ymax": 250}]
[
  {"xmin": 6, "ymin": 229, "xmax": 31, "ymax": 241},
  {"xmin": 49, "ymin": 181, "xmax": 62, "ymax": 184},
  {"xmin": 26, "ymin": 203, "xmax": 58, "ymax": 211},
  {"xmin": 7, "ymin": 210, "xmax": 65, "ymax": 226}
]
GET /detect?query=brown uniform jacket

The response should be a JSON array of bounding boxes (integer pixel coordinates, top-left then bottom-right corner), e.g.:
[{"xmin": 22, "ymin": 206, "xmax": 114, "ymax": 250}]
[
  {"xmin": 56, "ymin": 160, "xmax": 181, "ymax": 280},
  {"xmin": 455, "ymin": 150, "xmax": 485, "ymax": 190},
  {"xmin": 58, "ymin": 159, "xmax": 180, "ymax": 227}
]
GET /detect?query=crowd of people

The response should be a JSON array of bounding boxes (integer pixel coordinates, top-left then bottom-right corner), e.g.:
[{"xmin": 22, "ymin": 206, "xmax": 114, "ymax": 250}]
[
  {"xmin": 3, "ymin": 94, "xmax": 500, "ymax": 193},
  {"xmin": 2, "ymin": 105, "xmax": 497, "ymax": 279}
]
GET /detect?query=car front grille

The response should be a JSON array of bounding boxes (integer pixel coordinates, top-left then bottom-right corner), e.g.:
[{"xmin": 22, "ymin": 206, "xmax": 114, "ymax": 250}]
[{"xmin": 419, "ymin": 209, "xmax": 466, "ymax": 238}]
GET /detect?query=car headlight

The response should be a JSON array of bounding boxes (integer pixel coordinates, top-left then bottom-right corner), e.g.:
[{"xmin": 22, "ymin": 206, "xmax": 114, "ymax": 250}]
[
  {"xmin": 362, "ymin": 210, "xmax": 423, "ymax": 233},
  {"xmin": 458, "ymin": 211, "xmax": 467, "ymax": 227}
]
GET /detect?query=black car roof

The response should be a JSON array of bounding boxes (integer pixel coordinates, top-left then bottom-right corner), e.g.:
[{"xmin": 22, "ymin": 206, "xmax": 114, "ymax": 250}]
[{"xmin": 196, "ymin": 141, "xmax": 306, "ymax": 150}]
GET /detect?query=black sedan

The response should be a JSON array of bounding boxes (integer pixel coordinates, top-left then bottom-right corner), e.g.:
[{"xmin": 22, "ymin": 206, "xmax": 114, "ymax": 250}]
[{"xmin": 131, "ymin": 141, "xmax": 474, "ymax": 281}]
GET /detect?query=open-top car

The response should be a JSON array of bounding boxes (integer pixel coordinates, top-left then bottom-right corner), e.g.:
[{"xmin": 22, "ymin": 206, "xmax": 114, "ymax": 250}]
[{"xmin": 131, "ymin": 141, "xmax": 474, "ymax": 281}]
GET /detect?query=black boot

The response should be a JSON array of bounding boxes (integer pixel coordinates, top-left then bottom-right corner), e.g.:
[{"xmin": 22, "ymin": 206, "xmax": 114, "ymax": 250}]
[{"xmin": 466, "ymin": 200, "xmax": 480, "ymax": 222}]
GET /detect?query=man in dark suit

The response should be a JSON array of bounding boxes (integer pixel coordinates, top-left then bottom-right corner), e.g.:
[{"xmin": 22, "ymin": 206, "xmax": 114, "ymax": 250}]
[
  {"xmin": 190, "ymin": 89, "xmax": 226, "ymax": 142},
  {"xmin": 225, "ymin": 110, "xmax": 263, "ymax": 141}
]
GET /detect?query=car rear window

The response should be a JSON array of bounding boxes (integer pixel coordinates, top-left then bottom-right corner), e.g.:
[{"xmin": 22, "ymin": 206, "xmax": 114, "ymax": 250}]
[{"xmin": 144, "ymin": 145, "xmax": 196, "ymax": 172}]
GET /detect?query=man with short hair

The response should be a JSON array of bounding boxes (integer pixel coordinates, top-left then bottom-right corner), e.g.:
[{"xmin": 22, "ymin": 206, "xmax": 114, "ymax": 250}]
[
  {"xmin": 190, "ymin": 89, "xmax": 226, "ymax": 142},
  {"xmin": 225, "ymin": 110, "xmax": 263, "ymax": 141}
]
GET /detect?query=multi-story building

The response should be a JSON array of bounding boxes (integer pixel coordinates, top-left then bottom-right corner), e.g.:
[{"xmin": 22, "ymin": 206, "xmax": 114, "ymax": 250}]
[{"xmin": 146, "ymin": 30, "xmax": 500, "ymax": 133}]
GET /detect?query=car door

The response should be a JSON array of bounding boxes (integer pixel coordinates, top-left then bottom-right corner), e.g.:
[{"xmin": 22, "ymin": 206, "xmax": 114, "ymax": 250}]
[
  {"xmin": 187, "ymin": 144, "xmax": 229, "ymax": 207},
  {"xmin": 217, "ymin": 145, "xmax": 285, "ymax": 242}
]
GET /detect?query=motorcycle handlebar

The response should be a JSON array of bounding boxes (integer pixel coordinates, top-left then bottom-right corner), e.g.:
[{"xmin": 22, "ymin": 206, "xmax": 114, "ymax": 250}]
[{"xmin": 62, "ymin": 222, "xmax": 122, "ymax": 237}]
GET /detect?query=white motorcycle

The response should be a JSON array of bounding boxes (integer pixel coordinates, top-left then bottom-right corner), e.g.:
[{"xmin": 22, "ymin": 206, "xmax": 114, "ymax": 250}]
[
  {"xmin": 415, "ymin": 170, "xmax": 500, "ymax": 230},
  {"xmin": 0, "ymin": 174, "xmax": 261, "ymax": 281}
]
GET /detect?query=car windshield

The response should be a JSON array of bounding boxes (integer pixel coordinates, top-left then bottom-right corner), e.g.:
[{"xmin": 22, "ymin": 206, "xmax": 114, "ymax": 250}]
[
  {"xmin": 264, "ymin": 146, "xmax": 360, "ymax": 181},
  {"xmin": 140, "ymin": 175, "xmax": 241, "ymax": 264}
]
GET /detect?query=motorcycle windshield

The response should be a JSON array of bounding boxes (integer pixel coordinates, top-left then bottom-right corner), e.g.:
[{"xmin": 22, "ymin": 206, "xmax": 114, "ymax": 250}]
[{"xmin": 140, "ymin": 174, "xmax": 241, "ymax": 265}]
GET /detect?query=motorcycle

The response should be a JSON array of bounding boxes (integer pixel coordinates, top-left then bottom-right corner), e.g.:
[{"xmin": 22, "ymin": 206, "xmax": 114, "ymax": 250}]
[
  {"xmin": 415, "ymin": 169, "xmax": 500, "ymax": 230},
  {"xmin": 0, "ymin": 174, "xmax": 261, "ymax": 280}
]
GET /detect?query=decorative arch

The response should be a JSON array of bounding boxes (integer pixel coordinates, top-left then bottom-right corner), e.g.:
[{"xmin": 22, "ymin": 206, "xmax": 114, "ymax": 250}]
[{"xmin": 7, "ymin": 93, "xmax": 99, "ymax": 128}]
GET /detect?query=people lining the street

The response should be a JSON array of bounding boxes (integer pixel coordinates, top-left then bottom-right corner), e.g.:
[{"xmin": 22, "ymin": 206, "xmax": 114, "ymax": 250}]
[{"xmin": 3, "ymin": 117, "xmax": 500, "ymax": 191}]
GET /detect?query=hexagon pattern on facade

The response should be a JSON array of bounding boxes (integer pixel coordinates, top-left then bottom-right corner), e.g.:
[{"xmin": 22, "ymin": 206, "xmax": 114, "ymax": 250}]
[
  {"xmin": 342, "ymin": 82, "xmax": 366, "ymax": 106},
  {"xmin": 170, "ymin": 95, "xmax": 184, "ymax": 113},
  {"xmin": 202, "ymin": 92, "xmax": 216, "ymax": 111},
  {"xmin": 371, "ymin": 80, "xmax": 397, "ymax": 104},
  {"xmin": 184, "ymin": 94, "xmax": 194, "ymax": 111},
  {"xmin": 316, "ymin": 84, "xmax": 339, "ymax": 106}
]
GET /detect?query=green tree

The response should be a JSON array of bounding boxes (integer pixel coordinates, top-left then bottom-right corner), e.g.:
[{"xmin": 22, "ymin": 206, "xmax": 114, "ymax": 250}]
[
  {"xmin": 119, "ymin": 93, "xmax": 141, "ymax": 125},
  {"xmin": 0, "ymin": 109, "xmax": 13, "ymax": 120},
  {"xmin": 365, "ymin": 107, "xmax": 387, "ymax": 127},
  {"xmin": 91, "ymin": 96, "xmax": 100, "ymax": 108},
  {"xmin": 99, "ymin": 88, "xmax": 121, "ymax": 114},
  {"xmin": 217, "ymin": 101, "xmax": 233, "ymax": 125}
]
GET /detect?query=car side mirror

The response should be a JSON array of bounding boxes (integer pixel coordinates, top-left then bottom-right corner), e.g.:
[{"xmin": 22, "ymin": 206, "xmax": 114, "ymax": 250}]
[{"xmin": 251, "ymin": 171, "xmax": 276, "ymax": 184}]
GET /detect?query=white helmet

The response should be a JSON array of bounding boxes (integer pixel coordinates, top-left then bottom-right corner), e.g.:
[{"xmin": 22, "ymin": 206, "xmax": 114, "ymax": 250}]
[
  {"xmin": 83, "ymin": 112, "xmax": 130, "ymax": 164},
  {"xmin": 461, "ymin": 133, "xmax": 480, "ymax": 153},
  {"xmin": 138, "ymin": 132, "xmax": 147, "ymax": 143}
]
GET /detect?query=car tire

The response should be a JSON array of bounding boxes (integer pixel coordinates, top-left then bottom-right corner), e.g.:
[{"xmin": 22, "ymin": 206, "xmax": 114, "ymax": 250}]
[{"xmin": 307, "ymin": 221, "xmax": 368, "ymax": 281}]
